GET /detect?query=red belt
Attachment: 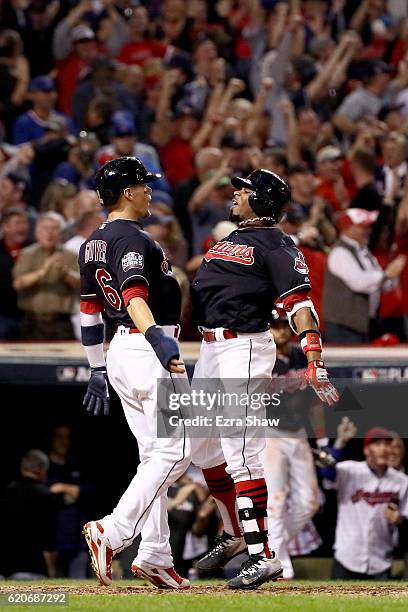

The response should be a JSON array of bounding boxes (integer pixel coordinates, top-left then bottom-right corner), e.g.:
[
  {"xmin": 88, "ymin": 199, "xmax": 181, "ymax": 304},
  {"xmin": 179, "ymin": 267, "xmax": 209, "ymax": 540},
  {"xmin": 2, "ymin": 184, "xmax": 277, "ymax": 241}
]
[
  {"xmin": 118, "ymin": 326, "xmax": 180, "ymax": 338},
  {"xmin": 201, "ymin": 329, "xmax": 238, "ymax": 343}
]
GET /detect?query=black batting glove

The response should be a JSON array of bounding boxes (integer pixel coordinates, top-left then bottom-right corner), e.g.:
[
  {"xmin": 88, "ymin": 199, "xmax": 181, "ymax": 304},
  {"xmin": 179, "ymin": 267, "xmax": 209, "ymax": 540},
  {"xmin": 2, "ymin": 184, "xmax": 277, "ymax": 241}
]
[
  {"xmin": 83, "ymin": 366, "xmax": 110, "ymax": 416},
  {"xmin": 145, "ymin": 325, "xmax": 179, "ymax": 371}
]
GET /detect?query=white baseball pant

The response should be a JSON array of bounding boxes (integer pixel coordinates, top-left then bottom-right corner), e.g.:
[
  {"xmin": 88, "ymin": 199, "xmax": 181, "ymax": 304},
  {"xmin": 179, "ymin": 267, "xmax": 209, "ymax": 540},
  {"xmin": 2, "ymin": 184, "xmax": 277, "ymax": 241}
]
[
  {"xmin": 191, "ymin": 330, "xmax": 276, "ymax": 482},
  {"xmin": 263, "ymin": 432, "xmax": 319, "ymax": 578},
  {"xmin": 99, "ymin": 325, "xmax": 191, "ymax": 568}
]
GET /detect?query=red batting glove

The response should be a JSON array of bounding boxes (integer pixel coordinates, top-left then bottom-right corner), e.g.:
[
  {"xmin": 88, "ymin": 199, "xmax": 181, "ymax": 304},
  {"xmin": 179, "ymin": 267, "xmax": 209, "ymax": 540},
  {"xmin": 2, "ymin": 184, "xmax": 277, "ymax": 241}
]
[{"xmin": 305, "ymin": 360, "xmax": 339, "ymax": 405}]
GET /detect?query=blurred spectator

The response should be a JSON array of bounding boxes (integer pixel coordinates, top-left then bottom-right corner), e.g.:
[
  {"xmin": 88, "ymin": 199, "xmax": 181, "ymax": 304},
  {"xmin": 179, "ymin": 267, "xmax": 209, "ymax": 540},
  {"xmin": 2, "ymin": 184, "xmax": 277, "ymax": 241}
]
[
  {"xmin": 53, "ymin": 4, "xmax": 102, "ymax": 116},
  {"xmin": 142, "ymin": 202, "xmax": 188, "ymax": 268},
  {"xmin": 72, "ymin": 56, "xmax": 136, "ymax": 130},
  {"xmin": 83, "ymin": 95, "xmax": 113, "ymax": 145},
  {"xmin": 379, "ymin": 131, "xmax": 408, "ymax": 207},
  {"xmin": 13, "ymin": 212, "xmax": 80, "ymax": 341},
  {"xmin": 173, "ymin": 146, "xmax": 223, "ymax": 249},
  {"xmin": 328, "ymin": 426, "xmax": 408, "ymax": 581},
  {"xmin": 315, "ymin": 146, "xmax": 350, "ymax": 213},
  {"xmin": 47, "ymin": 425, "xmax": 95, "ymax": 578},
  {"xmin": 188, "ymin": 160, "xmax": 234, "ymax": 255},
  {"xmin": 65, "ymin": 210, "xmax": 105, "ymax": 257},
  {"xmin": 389, "ymin": 435, "xmax": 406, "ymax": 472},
  {"xmin": 41, "ymin": 179, "xmax": 78, "ymax": 220},
  {"xmin": 12, "ymin": 76, "xmax": 73, "ymax": 145},
  {"xmin": 20, "ymin": 1, "xmax": 60, "ymax": 77},
  {"xmin": 323, "ymin": 208, "xmax": 406, "ymax": 343},
  {"xmin": 0, "ymin": 29, "xmax": 29, "ymax": 134},
  {"xmin": 0, "ymin": 450, "xmax": 57, "ymax": 579},
  {"xmin": 0, "ymin": 167, "xmax": 30, "ymax": 211},
  {"xmin": 117, "ymin": 5, "xmax": 167, "ymax": 66},
  {"xmin": 350, "ymin": 148, "xmax": 383, "ymax": 211},
  {"xmin": 333, "ymin": 61, "xmax": 393, "ymax": 138},
  {"xmin": 0, "ymin": 168, "xmax": 37, "ymax": 237},
  {"xmin": 0, "ymin": 208, "xmax": 29, "ymax": 339},
  {"xmin": 53, "ymin": 132, "xmax": 100, "ymax": 190},
  {"xmin": 97, "ymin": 110, "xmax": 169, "ymax": 192},
  {"xmin": 288, "ymin": 164, "xmax": 317, "ymax": 218},
  {"xmin": 167, "ymin": 472, "xmax": 210, "ymax": 575}
]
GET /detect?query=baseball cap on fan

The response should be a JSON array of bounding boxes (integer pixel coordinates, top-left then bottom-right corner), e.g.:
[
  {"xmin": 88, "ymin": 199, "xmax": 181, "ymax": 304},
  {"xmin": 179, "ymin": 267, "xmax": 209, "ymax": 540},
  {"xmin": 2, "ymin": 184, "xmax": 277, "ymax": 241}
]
[
  {"xmin": 336, "ymin": 208, "xmax": 379, "ymax": 232},
  {"xmin": 316, "ymin": 146, "xmax": 343, "ymax": 164},
  {"xmin": 71, "ymin": 25, "xmax": 95, "ymax": 44},
  {"xmin": 364, "ymin": 427, "xmax": 393, "ymax": 447},
  {"xmin": 111, "ymin": 111, "xmax": 136, "ymax": 137},
  {"xmin": 29, "ymin": 75, "xmax": 55, "ymax": 93}
]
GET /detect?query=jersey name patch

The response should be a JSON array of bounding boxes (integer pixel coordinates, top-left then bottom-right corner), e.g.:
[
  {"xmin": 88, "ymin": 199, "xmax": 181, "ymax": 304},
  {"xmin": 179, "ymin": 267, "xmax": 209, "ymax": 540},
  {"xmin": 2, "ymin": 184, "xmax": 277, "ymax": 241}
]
[
  {"xmin": 204, "ymin": 241, "xmax": 255, "ymax": 266},
  {"xmin": 294, "ymin": 251, "xmax": 309, "ymax": 274},
  {"xmin": 85, "ymin": 240, "xmax": 107, "ymax": 263},
  {"xmin": 351, "ymin": 490, "xmax": 396, "ymax": 506},
  {"xmin": 122, "ymin": 251, "xmax": 144, "ymax": 272}
]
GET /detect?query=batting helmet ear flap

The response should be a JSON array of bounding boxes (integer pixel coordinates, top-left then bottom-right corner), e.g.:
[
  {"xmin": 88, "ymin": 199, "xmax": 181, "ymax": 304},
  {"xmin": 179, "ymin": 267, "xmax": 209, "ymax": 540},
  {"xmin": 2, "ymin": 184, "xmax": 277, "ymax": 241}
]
[{"xmin": 249, "ymin": 189, "xmax": 282, "ymax": 220}]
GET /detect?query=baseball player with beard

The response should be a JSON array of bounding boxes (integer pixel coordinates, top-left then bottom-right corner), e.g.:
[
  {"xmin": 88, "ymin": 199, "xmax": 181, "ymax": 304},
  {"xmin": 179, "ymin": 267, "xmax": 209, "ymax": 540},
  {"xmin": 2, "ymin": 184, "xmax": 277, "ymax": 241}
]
[
  {"xmin": 190, "ymin": 169, "xmax": 339, "ymax": 589},
  {"xmin": 78, "ymin": 157, "xmax": 191, "ymax": 589}
]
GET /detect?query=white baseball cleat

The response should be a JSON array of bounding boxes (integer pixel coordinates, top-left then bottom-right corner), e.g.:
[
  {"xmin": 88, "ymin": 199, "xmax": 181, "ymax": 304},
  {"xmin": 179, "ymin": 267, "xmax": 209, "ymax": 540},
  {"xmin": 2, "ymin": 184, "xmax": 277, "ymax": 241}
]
[
  {"xmin": 83, "ymin": 521, "xmax": 113, "ymax": 586},
  {"xmin": 131, "ymin": 563, "xmax": 190, "ymax": 589}
]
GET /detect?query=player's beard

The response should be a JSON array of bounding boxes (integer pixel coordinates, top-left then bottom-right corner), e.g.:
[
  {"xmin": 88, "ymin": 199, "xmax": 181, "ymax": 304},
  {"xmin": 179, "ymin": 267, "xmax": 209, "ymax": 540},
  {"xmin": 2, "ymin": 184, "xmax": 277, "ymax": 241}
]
[{"xmin": 229, "ymin": 207, "xmax": 241, "ymax": 223}]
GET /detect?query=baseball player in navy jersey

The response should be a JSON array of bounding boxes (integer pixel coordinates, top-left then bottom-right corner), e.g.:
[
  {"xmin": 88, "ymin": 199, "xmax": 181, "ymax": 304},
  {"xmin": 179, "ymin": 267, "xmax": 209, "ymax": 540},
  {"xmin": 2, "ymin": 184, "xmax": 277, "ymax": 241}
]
[
  {"xmin": 78, "ymin": 157, "xmax": 191, "ymax": 589},
  {"xmin": 190, "ymin": 169, "xmax": 339, "ymax": 589}
]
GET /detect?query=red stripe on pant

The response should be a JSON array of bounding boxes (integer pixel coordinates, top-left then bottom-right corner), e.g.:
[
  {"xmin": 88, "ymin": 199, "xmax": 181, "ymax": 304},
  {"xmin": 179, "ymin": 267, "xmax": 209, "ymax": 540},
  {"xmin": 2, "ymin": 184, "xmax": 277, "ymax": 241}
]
[{"xmin": 202, "ymin": 463, "xmax": 241, "ymax": 537}]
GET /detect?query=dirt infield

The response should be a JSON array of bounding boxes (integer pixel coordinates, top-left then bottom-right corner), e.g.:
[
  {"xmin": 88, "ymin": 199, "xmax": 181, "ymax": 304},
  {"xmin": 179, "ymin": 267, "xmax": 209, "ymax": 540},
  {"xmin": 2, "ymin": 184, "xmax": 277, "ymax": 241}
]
[{"xmin": 0, "ymin": 583, "xmax": 407, "ymax": 597}]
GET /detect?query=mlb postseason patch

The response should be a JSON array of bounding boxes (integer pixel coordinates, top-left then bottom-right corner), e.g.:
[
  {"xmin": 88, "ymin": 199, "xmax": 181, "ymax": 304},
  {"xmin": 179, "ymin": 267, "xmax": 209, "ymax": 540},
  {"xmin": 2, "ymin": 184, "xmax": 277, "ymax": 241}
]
[{"xmin": 122, "ymin": 251, "xmax": 144, "ymax": 272}]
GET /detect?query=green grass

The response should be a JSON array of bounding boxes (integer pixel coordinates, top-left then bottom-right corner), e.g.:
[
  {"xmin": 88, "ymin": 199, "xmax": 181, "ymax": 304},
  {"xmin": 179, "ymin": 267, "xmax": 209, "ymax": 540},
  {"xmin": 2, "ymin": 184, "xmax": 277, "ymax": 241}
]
[
  {"xmin": 67, "ymin": 594, "xmax": 408, "ymax": 612},
  {"xmin": 0, "ymin": 580, "xmax": 407, "ymax": 612}
]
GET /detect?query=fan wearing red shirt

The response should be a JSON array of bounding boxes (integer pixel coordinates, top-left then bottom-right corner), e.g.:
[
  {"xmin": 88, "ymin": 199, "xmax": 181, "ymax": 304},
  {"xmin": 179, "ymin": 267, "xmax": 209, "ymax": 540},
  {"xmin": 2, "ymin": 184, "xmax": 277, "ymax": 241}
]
[
  {"xmin": 315, "ymin": 146, "xmax": 350, "ymax": 214},
  {"xmin": 55, "ymin": 25, "xmax": 100, "ymax": 116},
  {"xmin": 0, "ymin": 209, "xmax": 30, "ymax": 339},
  {"xmin": 118, "ymin": 6, "xmax": 167, "ymax": 66}
]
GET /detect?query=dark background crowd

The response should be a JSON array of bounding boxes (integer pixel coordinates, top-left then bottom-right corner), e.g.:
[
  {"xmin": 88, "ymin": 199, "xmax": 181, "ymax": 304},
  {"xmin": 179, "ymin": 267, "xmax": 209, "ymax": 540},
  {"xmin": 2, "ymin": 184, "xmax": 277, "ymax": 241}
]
[
  {"xmin": 1, "ymin": 0, "xmax": 408, "ymax": 342},
  {"xmin": 1, "ymin": 0, "xmax": 408, "ymax": 583}
]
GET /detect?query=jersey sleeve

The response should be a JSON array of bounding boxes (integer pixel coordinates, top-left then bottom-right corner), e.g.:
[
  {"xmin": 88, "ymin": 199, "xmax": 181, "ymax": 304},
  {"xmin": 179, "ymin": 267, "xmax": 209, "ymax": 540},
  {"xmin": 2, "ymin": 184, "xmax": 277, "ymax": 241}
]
[
  {"xmin": 111, "ymin": 235, "xmax": 152, "ymax": 291},
  {"xmin": 264, "ymin": 243, "xmax": 312, "ymax": 299},
  {"xmin": 78, "ymin": 243, "xmax": 97, "ymax": 299},
  {"xmin": 399, "ymin": 477, "xmax": 408, "ymax": 520}
]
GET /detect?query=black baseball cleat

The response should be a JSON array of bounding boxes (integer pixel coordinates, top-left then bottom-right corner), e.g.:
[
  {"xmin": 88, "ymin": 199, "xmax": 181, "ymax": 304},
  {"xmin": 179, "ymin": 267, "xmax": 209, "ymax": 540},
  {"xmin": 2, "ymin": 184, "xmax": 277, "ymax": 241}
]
[
  {"xmin": 227, "ymin": 553, "xmax": 283, "ymax": 590},
  {"xmin": 195, "ymin": 532, "xmax": 246, "ymax": 572}
]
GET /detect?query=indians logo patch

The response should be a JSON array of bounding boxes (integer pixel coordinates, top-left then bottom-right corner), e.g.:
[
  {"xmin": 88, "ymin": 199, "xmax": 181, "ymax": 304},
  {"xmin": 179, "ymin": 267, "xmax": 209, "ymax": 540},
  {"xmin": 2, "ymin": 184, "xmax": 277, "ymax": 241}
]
[
  {"xmin": 122, "ymin": 251, "xmax": 144, "ymax": 272},
  {"xmin": 294, "ymin": 251, "xmax": 309, "ymax": 274},
  {"xmin": 204, "ymin": 241, "xmax": 255, "ymax": 265}
]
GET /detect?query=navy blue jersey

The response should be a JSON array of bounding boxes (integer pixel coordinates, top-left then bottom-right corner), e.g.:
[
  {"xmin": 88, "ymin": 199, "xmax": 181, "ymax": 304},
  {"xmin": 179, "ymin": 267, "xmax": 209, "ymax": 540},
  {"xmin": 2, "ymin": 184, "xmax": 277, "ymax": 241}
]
[
  {"xmin": 79, "ymin": 219, "xmax": 181, "ymax": 327},
  {"xmin": 191, "ymin": 226, "xmax": 311, "ymax": 332}
]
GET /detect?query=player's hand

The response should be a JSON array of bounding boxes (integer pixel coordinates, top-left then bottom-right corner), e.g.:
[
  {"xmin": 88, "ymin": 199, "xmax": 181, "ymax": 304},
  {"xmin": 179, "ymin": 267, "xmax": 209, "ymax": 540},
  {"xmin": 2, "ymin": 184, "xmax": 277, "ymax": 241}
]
[
  {"xmin": 169, "ymin": 358, "xmax": 185, "ymax": 374},
  {"xmin": 83, "ymin": 367, "xmax": 110, "ymax": 416},
  {"xmin": 336, "ymin": 416, "xmax": 357, "ymax": 446},
  {"xmin": 385, "ymin": 502, "xmax": 403, "ymax": 525},
  {"xmin": 305, "ymin": 360, "xmax": 339, "ymax": 405}
]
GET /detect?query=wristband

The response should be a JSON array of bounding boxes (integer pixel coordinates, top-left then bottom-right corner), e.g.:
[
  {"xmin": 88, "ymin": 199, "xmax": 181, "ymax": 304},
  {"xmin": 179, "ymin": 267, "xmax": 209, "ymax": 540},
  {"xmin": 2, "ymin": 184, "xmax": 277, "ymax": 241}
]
[
  {"xmin": 81, "ymin": 323, "xmax": 104, "ymax": 346},
  {"xmin": 299, "ymin": 329, "xmax": 322, "ymax": 354},
  {"xmin": 145, "ymin": 325, "xmax": 179, "ymax": 370}
]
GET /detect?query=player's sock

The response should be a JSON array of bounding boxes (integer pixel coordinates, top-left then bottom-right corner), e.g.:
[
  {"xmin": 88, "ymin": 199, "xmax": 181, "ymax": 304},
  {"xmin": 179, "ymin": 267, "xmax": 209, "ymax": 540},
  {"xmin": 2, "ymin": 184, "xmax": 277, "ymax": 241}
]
[
  {"xmin": 235, "ymin": 478, "xmax": 271, "ymax": 558},
  {"xmin": 202, "ymin": 463, "xmax": 241, "ymax": 537}
]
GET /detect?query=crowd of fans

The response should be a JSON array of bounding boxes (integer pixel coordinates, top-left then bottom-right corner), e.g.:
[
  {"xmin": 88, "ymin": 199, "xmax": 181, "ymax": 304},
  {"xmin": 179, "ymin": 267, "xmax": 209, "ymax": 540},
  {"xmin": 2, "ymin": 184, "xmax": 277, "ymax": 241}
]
[{"xmin": 1, "ymin": 0, "xmax": 408, "ymax": 341}]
